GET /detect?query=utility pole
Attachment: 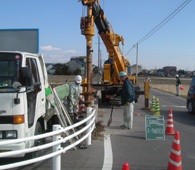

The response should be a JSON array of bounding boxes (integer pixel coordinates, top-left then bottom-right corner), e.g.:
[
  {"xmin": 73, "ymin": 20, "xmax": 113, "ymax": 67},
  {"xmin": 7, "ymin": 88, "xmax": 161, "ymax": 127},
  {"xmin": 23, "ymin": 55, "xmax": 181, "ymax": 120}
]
[{"xmin": 136, "ymin": 43, "xmax": 138, "ymax": 84}]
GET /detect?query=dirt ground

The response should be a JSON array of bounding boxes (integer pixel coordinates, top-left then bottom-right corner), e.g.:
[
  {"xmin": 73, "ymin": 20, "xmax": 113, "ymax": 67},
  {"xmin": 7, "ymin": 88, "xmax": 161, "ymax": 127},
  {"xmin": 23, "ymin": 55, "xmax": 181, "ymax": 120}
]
[
  {"xmin": 48, "ymin": 75, "xmax": 191, "ymax": 139},
  {"xmin": 48, "ymin": 75, "xmax": 191, "ymax": 97},
  {"xmin": 137, "ymin": 76, "xmax": 191, "ymax": 97}
]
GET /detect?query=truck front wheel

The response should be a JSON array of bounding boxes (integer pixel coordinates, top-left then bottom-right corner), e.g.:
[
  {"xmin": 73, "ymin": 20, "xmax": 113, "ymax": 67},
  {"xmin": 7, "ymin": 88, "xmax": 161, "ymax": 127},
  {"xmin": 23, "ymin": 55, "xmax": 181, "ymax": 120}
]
[
  {"xmin": 34, "ymin": 122, "xmax": 44, "ymax": 146},
  {"xmin": 31, "ymin": 122, "xmax": 44, "ymax": 158}
]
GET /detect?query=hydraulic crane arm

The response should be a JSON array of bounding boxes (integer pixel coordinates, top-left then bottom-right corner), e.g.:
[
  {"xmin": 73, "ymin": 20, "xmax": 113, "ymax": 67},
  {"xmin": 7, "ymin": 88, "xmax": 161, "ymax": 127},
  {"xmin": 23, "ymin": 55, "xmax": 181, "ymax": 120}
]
[
  {"xmin": 79, "ymin": 0, "xmax": 139, "ymax": 106},
  {"xmin": 80, "ymin": 0, "xmax": 131, "ymax": 84}
]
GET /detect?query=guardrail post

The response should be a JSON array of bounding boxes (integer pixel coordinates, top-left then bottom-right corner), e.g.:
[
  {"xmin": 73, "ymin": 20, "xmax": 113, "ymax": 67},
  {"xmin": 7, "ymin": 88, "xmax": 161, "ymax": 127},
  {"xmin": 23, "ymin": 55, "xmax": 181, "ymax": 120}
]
[
  {"xmin": 86, "ymin": 107, "xmax": 92, "ymax": 145},
  {"xmin": 52, "ymin": 125, "xmax": 61, "ymax": 170}
]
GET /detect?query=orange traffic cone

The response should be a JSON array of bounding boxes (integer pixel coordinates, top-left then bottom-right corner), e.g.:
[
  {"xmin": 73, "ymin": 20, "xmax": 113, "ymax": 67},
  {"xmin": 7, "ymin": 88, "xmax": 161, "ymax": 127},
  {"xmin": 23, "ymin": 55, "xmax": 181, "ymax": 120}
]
[
  {"xmin": 122, "ymin": 162, "xmax": 129, "ymax": 170},
  {"xmin": 167, "ymin": 131, "xmax": 182, "ymax": 170},
  {"xmin": 165, "ymin": 109, "xmax": 175, "ymax": 135}
]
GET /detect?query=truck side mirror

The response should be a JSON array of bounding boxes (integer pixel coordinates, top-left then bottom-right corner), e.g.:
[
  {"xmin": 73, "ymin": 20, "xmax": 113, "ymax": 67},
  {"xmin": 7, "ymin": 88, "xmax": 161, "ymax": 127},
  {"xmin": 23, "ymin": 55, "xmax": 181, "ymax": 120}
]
[
  {"xmin": 20, "ymin": 67, "xmax": 33, "ymax": 86},
  {"xmin": 13, "ymin": 82, "xmax": 22, "ymax": 104}
]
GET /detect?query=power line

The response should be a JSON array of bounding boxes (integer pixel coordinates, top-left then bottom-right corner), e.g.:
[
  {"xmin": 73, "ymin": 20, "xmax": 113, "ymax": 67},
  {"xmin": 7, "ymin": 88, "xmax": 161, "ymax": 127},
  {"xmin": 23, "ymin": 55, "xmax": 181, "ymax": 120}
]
[
  {"xmin": 125, "ymin": 0, "xmax": 191, "ymax": 56},
  {"xmin": 138, "ymin": 0, "xmax": 191, "ymax": 44}
]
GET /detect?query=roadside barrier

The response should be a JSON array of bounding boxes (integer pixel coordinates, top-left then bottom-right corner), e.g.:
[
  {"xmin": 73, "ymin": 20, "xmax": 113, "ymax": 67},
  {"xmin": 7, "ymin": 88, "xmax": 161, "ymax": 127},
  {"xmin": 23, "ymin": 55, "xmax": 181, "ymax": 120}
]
[
  {"xmin": 0, "ymin": 107, "xmax": 96, "ymax": 170},
  {"xmin": 150, "ymin": 96, "xmax": 156, "ymax": 112},
  {"xmin": 154, "ymin": 98, "xmax": 160, "ymax": 116},
  {"xmin": 122, "ymin": 162, "xmax": 130, "ymax": 170},
  {"xmin": 165, "ymin": 109, "xmax": 175, "ymax": 135},
  {"xmin": 167, "ymin": 131, "xmax": 182, "ymax": 170}
]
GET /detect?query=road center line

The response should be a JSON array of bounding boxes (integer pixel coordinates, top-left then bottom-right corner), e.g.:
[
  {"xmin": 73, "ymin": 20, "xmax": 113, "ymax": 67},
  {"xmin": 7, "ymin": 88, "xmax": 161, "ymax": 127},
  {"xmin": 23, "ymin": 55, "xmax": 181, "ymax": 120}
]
[
  {"xmin": 161, "ymin": 105, "xmax": 186, "ymax": 108},
  {"xmin": 102, "ymin": 133, "xmax": 113, "ymax": 170},
  {"xmin": 149, "ymin": 100, "xmax": 186, "ymax": 108}
]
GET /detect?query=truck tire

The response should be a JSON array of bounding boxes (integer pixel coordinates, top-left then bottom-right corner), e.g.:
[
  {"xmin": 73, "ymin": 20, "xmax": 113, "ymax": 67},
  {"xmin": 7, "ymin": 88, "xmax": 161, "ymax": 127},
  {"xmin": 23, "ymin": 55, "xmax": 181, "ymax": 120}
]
[
  {"xmin": 31, "ymin": 122, "xmax": 44, "ymax": 158},
  {"xmin": 188, "ymin": 101, "xmax": 194, "ymax": 114},
  {"xmin": 101, "ymin": 90, "xmax": 106, "ymax": 104}
]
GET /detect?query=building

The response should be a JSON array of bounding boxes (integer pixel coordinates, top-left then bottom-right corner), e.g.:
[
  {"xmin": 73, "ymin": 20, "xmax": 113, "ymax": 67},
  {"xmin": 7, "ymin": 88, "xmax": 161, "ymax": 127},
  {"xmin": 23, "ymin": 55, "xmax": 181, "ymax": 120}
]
[
  {"xmin": 163, "ymin": 66, "xmax": 177, "ymax": 76},
  {"xmin": 46, "ymin": 56, "xmax": 87, "ymax": 76},
  {"xmin": 130, "ymin": 64, "xmax": 142, "ymax": 75},
  {"xmin": 65, "ymin": 58, "xmax": 86, "ymax": 76},
  {"xmin": 70, "ymin": 56, "xmax": 87, "ymax": 63},
  {"xmin": 156, "ymin": 69, "xmax": 164, "ymax": 77}
]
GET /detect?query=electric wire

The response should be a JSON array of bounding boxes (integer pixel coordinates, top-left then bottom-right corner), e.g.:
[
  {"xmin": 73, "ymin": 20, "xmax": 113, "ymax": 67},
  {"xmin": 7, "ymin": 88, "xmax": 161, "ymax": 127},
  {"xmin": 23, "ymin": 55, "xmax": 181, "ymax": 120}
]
[
  {"xmin": 138, "ymin": 0, "xmax": 191, "ymax": 44},
  {"xmin": 125, "ymin": 0, "xmax": 191, "ymax": 56}
]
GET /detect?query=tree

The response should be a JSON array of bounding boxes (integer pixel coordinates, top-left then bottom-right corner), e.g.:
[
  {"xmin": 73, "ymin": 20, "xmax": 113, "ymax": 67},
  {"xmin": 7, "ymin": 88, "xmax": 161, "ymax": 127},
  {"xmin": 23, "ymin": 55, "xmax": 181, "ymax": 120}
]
[
  {"xmin": 55, "ymin": 64, "xmax": 72, "ymax": 75},
  {"xmin": 73, "ymin": 68, "xmax": 81, "ymax": 75},
  {"xmin": 178, "ymin": 69, "xmax": 185, "ymax": 75}
]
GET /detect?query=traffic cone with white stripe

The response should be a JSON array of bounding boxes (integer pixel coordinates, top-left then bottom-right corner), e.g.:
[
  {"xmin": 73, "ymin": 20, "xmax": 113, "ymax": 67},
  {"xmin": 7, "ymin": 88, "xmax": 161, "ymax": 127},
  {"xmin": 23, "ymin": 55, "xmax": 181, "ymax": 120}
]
[
  {"xmin": 167, "ymin": 131, "xmax": 182, "ymax": 170},
  {"xmin": 122, "ymin": 162, "xmax": 129, "ymax": 170},
  {"xmin": 165, "ymin": 109, "xmax": 175, "ymax": 135}
]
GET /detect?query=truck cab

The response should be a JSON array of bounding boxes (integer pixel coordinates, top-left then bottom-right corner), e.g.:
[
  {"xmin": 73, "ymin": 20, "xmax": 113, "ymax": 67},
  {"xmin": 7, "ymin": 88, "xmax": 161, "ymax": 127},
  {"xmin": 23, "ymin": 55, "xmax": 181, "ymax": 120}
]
[{"xmin": 0, "ymin": 51, "xmax": 50, "ymax": 157}]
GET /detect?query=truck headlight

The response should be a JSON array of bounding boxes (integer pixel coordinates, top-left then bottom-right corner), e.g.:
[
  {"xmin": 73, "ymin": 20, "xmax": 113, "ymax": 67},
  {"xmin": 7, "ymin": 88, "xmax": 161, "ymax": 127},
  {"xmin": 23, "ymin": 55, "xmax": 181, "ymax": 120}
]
[{"xmin": 5, "ymin": 131, "xmax": 17, "ymax": 139}]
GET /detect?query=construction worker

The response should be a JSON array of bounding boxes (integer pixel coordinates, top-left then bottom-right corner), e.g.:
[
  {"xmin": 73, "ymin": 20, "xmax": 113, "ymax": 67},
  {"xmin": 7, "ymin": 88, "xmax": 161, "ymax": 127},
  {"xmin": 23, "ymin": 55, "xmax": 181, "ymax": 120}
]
[
  {"xmin": 176, "ymin": 74, "xmax": 181, "ymax": 96},
  {"xmin": 118, "ymin": 71, "xmax": 135, "ymax": 129},
  {"xmin": 68, "ymin": 75, "xmax": 83, "ymax": 122}
]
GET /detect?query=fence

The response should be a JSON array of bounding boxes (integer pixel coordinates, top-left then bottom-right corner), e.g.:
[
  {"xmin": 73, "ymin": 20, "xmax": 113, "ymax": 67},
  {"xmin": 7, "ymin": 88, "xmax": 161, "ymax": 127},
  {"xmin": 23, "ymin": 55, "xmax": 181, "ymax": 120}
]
[{"xmin": 0, "ymin": 107, "xmax": 96, "ymax": 170}]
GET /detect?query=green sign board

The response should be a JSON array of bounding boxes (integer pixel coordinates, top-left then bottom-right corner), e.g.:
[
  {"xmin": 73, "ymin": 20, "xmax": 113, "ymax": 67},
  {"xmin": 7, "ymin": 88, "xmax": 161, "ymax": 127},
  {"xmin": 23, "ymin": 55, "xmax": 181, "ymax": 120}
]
[{"xmin": 145, "ymin": 115, "xmax": 165, "ymax": 140}]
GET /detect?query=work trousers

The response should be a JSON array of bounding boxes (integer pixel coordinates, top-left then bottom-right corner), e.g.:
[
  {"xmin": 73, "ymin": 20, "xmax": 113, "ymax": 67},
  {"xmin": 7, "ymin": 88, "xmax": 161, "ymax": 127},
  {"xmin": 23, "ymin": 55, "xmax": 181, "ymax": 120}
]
[
  {"xmin": 123, "ymin": 102, "xmax": 134, "ymax": 129},
  {"xmin": 176, "ymin": 86, "xmax": 180, "ymax": 96}
]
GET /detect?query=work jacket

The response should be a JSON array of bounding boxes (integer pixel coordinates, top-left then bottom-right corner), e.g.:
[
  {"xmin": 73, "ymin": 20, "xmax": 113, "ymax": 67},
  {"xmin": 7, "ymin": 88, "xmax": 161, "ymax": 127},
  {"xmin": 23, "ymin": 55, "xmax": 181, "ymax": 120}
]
[
  {"xmin": 176, "ymin": 78, "xmax": 181, "ymax": 86},
  {"xmin": 121, "ymin": 78, "xmax": 135, "ymax": 106},
  {"xmin": 68, "ymin": 81, "xmax": 82, "ymax": 113}
]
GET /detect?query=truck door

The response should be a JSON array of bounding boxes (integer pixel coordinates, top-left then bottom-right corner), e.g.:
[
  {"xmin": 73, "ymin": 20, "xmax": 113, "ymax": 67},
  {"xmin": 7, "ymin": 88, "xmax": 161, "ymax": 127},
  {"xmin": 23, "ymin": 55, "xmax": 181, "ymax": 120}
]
[{"xmin": 26, "ymin": 58, "xmax": 45, "ymax": 128}]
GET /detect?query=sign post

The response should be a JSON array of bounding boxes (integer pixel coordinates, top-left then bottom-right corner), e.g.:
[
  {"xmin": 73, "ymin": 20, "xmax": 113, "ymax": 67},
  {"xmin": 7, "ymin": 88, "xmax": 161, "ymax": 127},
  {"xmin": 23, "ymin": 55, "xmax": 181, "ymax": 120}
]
[{"xmin": 145, "ymin": 115, "xmax": 165, "ymax": 140}]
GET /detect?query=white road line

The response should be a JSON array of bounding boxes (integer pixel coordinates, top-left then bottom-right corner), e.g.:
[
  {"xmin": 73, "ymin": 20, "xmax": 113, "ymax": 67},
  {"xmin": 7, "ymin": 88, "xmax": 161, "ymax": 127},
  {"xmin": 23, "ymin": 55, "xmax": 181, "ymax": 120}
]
[
  {"xmin": 102, "ymin": 133, "xmax": 113, "ymax": 170},
  {"xmin": 149, "ymin": 101, "xmax": 186, "ymax": 108},
  {"xmin": 161, "ymin": 105, "xmax": 186, "ymax": 108}
]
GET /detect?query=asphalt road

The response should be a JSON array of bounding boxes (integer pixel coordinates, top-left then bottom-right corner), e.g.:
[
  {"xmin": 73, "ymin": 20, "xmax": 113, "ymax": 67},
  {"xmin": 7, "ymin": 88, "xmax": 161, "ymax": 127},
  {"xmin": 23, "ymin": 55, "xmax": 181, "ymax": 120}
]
[{"xmin": 3, "ymin": 87, "xmax": 195, "ymax": 170}]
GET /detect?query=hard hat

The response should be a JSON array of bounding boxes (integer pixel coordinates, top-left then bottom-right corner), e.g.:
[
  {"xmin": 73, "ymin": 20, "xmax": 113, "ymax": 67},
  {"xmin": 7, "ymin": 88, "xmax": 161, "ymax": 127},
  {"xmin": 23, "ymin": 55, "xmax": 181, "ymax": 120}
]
[
  {"xmin": 176, "ymin": 74, "xmax": 179, "ymax": 78},
  {"xmin": 75, "ymin": 75, "xmax": 82, "ymax": 84},
  {"xmin": 119, "ymin": 71, "xmax": 127, "ymax": 77}
]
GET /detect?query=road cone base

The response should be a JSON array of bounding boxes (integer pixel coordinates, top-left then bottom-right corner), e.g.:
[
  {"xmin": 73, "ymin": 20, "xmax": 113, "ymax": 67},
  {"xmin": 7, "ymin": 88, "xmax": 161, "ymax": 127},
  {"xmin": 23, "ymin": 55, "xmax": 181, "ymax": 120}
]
[
  {"xmin": 168, "ymin": 162, "xmax": 182, "ymax": 170},
  {"xmin": 166, "ymin": 132, "xmax": 175, "ymax": 135},
  {"xmin": 154, "ymin": 113, "xmax": 160, "ymax": 116}
]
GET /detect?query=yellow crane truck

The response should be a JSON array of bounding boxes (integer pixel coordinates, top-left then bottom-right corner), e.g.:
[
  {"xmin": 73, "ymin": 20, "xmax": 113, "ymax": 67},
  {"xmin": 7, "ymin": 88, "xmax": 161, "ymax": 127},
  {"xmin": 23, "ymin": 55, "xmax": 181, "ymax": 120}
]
[{"xmin": 80, "ymin": 0, "xmax": 141, "ymax": 104}]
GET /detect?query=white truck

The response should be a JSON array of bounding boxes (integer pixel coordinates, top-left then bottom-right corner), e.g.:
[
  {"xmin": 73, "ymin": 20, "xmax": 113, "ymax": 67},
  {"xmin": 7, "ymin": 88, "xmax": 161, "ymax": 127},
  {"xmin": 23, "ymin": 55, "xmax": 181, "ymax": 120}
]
[{"xmin": 0, "ymin": 51, "xmax": 57, "ymax": 157}]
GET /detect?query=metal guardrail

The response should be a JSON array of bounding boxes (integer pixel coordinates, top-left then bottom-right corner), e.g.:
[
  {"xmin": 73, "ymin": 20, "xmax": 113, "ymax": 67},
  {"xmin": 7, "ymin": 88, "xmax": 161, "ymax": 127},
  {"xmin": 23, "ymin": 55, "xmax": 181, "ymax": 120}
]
[{"xmin": 0, "ymin": 107, "xmax": 96, "ymax": 170}]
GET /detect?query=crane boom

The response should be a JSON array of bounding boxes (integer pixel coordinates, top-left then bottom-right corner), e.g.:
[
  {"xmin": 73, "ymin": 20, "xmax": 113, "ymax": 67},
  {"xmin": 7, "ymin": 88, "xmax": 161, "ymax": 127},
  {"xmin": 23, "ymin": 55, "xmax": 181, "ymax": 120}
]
[
  {"xmin": 80, "ymin": 0, "xmax": 138, "ymax": 104},
  {"xmin": 80, "ymin": 0, "xmax": 135, "ymax": 85}
]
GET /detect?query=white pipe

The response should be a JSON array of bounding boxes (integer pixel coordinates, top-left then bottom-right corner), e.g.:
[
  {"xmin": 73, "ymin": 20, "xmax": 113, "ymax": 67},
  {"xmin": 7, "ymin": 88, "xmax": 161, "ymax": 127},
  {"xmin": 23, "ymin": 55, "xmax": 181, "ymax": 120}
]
[
  {"xmin": 0, "ymin": 109, "xmax": 96, "ymax": 169},
  {"xmin": 53, "ymin": 125, "xmax": 61, "ymax": 170},
  {"xmin": 0, "ymin": 108, "xmax": 96, "ymax": 146},
  {"xmin": 86, "ymin": 107, "xmax": 93, "ymax": 145},
  {"xmin": 0, "ymin": 119, "xmax": 95, "ymax": 169}
]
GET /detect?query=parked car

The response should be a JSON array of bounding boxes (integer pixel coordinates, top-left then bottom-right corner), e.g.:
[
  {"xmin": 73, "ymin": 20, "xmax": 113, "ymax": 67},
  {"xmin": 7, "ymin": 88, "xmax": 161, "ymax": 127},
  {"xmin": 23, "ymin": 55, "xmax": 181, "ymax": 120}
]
[{"xmin": 187, "ymin": 77, "xmax": 195, "ymax": 113}]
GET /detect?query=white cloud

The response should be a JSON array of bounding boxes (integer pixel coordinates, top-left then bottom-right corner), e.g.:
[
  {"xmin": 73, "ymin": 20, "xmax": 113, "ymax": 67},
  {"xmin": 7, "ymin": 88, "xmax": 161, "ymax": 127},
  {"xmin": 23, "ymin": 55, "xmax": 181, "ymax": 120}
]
[
  {"xmin": 63, "ymin": 50, "xmax": 77, "ymax": 54},
  {"xmin": 40, "ymin": 46, "xmax": 77, "ymax": 54},
  {"xmin": 40, "ymin": 45, "xmax": 61, "ymax": 51},
  {"xmin": 40, "ymin": 45, "xmax": 79, "ymax": 63}
]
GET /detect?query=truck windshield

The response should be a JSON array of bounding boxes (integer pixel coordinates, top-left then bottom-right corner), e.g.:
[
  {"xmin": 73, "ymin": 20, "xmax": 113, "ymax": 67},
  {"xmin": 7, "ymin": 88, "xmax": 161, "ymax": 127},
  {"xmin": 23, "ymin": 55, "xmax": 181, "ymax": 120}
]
[{"xmin": 0, "ymin": 53, "xmax": 22, "ymax": 92}]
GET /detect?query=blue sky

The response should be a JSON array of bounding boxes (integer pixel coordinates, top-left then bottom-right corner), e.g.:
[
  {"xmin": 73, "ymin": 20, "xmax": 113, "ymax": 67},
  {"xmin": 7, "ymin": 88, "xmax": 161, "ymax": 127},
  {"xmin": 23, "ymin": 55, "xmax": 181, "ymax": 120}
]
[{"xmin": 0, "ymin": 0, "xmax": 194, "ymax": 71}]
